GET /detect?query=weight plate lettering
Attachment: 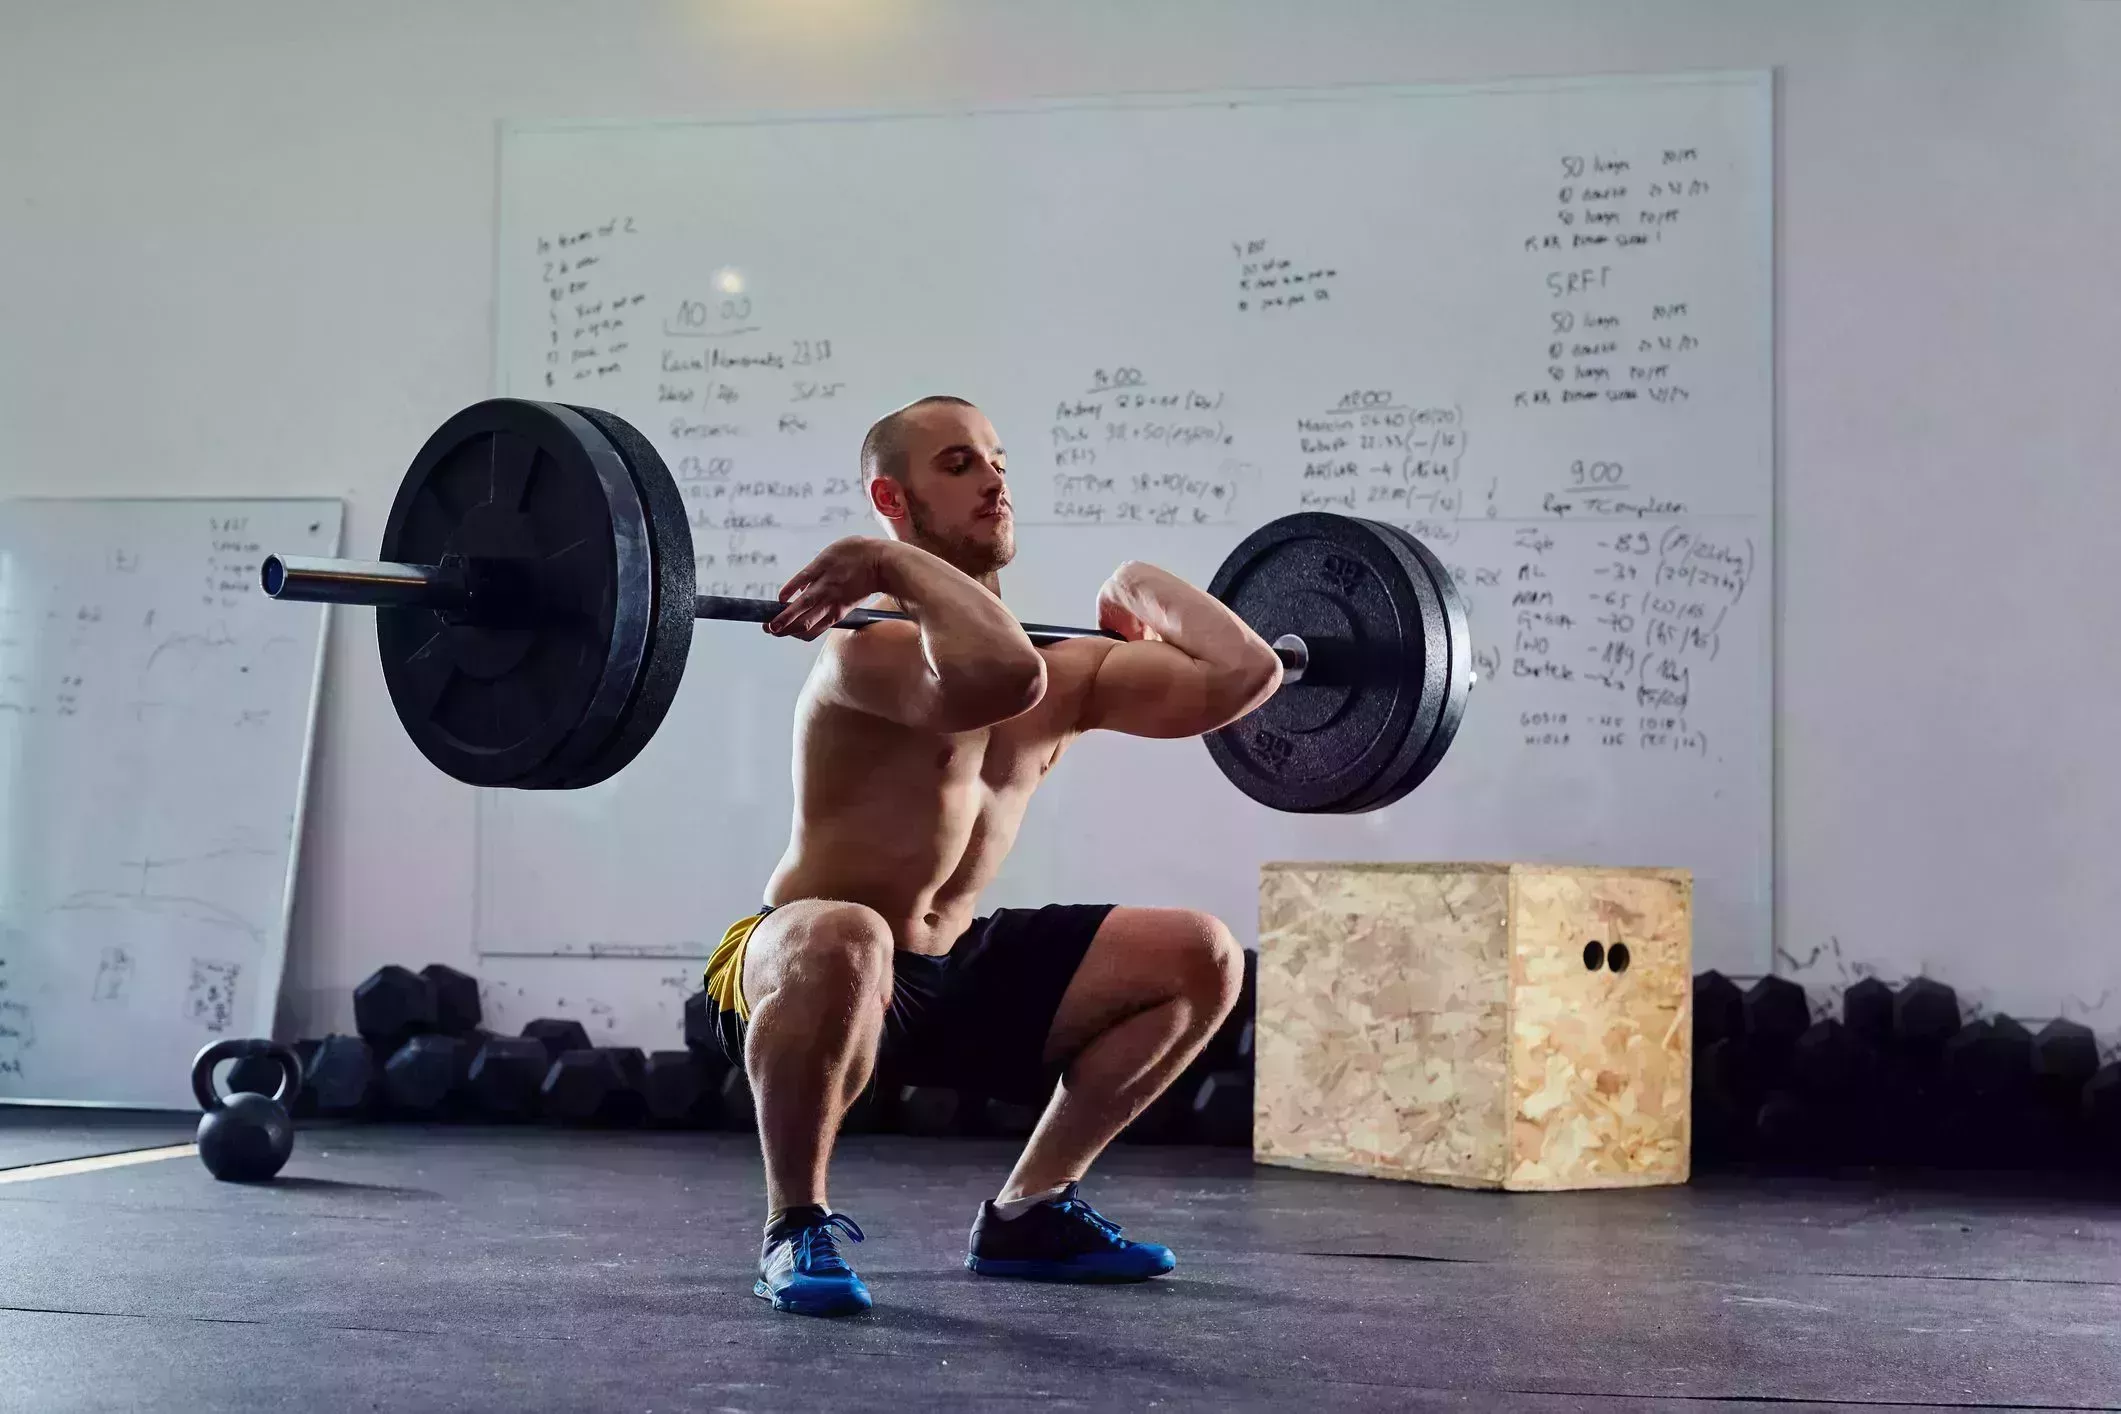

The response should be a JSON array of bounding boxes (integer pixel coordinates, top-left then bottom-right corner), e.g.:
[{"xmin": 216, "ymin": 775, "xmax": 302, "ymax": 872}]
[{"xmin": 375, "ymin": 400, "xmax": 654, "ymax": 787}]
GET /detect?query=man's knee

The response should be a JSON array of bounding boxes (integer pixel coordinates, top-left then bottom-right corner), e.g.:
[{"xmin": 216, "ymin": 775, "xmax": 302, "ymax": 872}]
[
  {"xmin": 1164, "ymin": 910, "xmax": 1243, "ymax": 1016},
  {"xmin": 757, "ymin": 902, "xmax": 893, "ymax": 1006}
]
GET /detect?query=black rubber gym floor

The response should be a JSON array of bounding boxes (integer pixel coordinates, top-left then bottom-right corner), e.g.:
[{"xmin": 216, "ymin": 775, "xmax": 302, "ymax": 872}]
[
  {"xmin": 0, "ymin": 1107, "xmax": 196, "ymax": 1170},
  {"xmin": 2, "ymin": 1119, "xmax": 2116, "ymax": 1411}
]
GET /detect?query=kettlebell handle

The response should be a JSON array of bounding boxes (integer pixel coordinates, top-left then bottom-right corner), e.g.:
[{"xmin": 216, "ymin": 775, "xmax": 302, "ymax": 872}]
[{"xmin": 190, "ymin": 1038, "xmax": 304, "ymax": 1111}]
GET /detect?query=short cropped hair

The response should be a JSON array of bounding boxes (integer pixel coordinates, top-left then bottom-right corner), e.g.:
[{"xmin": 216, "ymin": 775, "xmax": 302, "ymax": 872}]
[{"xmin": 860, "ymin": 395, "xmax": 977, "ymax": 486}]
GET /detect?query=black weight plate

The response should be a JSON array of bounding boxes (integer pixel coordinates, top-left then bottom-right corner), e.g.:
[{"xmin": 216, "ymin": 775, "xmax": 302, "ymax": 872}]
[
  {"xmin": 1313, "ymin": 517, "xmax": 1448, "ymax": 815},
  {"xmin": 1385, "ymin": 523, "xmax": 1473, "ymax": 800},
  {"xmin": 1327, "ymin": 521, "xmax": 1472, "ymax": 813},
  {"xmin": 1202, "ymin": 512, "xmax": 1431, "ymax": 813},
  {"xmin": 375, "ymin": 400, "xmax": 654, "ymax": 787},
  {"xmin": 530, "ymin": 405, "xmax": 697, "ymax": 790}
]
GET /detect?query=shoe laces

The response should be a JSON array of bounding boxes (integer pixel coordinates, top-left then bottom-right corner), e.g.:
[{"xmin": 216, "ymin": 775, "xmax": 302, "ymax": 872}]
[
  {"xmin": 793, "ymin": 1213, "xmax": 864, "ymax": 1275},
  {"xmin": 1050, "ymin": 1189, "xmax": 1125, "ymax": 1245}
]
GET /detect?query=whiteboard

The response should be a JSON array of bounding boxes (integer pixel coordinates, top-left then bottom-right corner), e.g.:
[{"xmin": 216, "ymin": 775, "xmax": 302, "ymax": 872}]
[
  {"xmin": 0, "ymin": 498, "xmax": 340, "ymax": 1109},
  {"xmin": 482, "ymin": 73, "xmax": 1772, "ymax": 977}
]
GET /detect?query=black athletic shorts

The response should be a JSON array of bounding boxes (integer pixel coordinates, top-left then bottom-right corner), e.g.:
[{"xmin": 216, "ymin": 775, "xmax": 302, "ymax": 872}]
[{"xmin": 705, "ymin": 902, "xmax": 1115, "ymax": 1105}]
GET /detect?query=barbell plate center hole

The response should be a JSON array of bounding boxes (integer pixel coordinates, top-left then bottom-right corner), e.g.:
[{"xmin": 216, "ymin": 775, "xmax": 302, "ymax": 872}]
[{"xmin": 1272, "ymin": 633, "xmax": 1309, "ymax": 684}]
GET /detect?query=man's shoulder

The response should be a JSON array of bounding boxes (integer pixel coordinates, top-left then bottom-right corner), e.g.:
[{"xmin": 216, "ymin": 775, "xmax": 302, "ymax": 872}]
[
  {"xmin": 1035, "ymin": 634, "xmax": 1118, "ymax": 684},
  {"xmin": 972, "ymin": 639, "xmax": 1110, "ymax": 763},
  {"xmin": 1032, "ymin": 635, "xmax": 1119, "ymax": 720}
]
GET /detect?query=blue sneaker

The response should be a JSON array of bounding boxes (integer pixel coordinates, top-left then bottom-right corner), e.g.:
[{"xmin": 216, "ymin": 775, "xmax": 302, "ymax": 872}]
[
  {"xmin": 964, "ymin": 1184, "xmax": 1177, "ymax": 1282},
  {"xmin": 754, "ymin": 1209, "xmax": 871, "ymax": 1316}
]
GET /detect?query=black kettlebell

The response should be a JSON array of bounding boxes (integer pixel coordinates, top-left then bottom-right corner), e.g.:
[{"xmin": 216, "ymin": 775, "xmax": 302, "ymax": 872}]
[{"xmin": 191, "ymin": 1038, "xmax": 303, "ymax": 1182}]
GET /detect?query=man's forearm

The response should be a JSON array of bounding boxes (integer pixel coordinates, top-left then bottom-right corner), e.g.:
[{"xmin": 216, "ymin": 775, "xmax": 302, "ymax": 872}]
[
  {"xmin": 1105, "ymin": 562, "xmax": 1274, "ymax": 671},
  {"xmin": 877, "ymin": 543, "xmax": 1043, "ymax": 690}
]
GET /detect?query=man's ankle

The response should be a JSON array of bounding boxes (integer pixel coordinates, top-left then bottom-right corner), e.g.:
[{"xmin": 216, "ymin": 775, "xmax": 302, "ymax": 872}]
[
  {"xmin": 991, "ymin": 1181, "xmax": 1072, "ymax": 1221},
  {"xmin": 765, "ymin": 1203, "xmax": 830, "ymax": 1245}
]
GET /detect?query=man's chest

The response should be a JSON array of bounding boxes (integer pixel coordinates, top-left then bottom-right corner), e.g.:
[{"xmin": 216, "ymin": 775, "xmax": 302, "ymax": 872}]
[
  {"xmin": 944, "ymin": 643, "xmax": 1097, "ymax": 797},
  {"xmin": 954, "ymin": 718, "xmax": 1072, "ymax": 800}
]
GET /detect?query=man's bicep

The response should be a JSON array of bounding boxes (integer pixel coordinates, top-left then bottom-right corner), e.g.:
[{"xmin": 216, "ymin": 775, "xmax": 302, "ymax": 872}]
[
  {"xmin": 815, "ymin": 622, "xmax": 943, "ymax": 727},
  {"xmin": 1079, "ymin": 640, "xmax": 1222, "ymax": 738}
]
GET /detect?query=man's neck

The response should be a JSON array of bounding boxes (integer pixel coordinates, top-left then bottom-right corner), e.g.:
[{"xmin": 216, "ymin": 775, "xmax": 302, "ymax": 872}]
[
  {"xmin": 878, "ymin": 569, "xmax": 1002, "ymax": 618},
  {"xmin": 902, "ymin": 540, "xmax": 1003, "ymax": 598}
]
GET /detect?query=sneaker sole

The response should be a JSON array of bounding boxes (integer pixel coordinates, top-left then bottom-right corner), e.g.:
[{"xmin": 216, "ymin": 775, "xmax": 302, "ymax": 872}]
[
  {"xmin": 752, "ymin": 1278, "xmax": 872, "ymax": 1316},
  {"xmin": 963, "ymin": 1254, "xmax": 1175, "ymax": 1283}
]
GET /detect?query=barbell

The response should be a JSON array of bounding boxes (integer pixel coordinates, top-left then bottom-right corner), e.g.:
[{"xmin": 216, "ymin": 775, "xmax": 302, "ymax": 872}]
[{"xmin": 261, "ymin": 399, "xmax": 1472, "ymax": 813}]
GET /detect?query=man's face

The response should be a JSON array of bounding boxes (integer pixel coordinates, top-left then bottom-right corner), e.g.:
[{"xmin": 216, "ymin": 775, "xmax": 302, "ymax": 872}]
[{"xmin": 880, "ymin": 402, "xmax": 1015, "ymax": 578}]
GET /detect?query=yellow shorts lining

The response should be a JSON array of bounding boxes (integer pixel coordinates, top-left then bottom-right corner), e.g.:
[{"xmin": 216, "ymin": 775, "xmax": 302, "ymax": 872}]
[{"xmin": 703, "ymin": 909, "xmax": 767, "ymax": 1022}]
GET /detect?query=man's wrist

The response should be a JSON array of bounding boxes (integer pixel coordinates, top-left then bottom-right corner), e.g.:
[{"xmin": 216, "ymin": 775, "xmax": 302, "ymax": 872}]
[
  {"xmin": 1104, "ymin": 560, "xmax": 1159, "ymax": 604},
  {"xmin": 871, "ymin": 540, "xmax": 923, "ymax": 594}
]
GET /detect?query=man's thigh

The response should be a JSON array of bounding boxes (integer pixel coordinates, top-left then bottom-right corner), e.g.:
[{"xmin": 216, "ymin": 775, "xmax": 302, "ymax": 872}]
[
  {"xmin": 713, "ymin": 899, "xmax": 893, "ymax": 1076},
  {"xmin": 739, "ymin": 898, "xmax": 889, "ymax": 1002},
  {"xmin": 1039, "ymin": 906, "xmax": 1236, "ymax": 1065}
]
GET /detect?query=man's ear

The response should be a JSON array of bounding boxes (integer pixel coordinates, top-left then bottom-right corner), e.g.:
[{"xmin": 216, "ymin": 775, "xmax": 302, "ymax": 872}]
[{"xmin": 868, "ymin": 474, "xmax": 907, "ymax": 521}]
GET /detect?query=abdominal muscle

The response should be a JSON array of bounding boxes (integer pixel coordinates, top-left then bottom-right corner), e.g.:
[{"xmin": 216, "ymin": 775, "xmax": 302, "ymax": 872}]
[{"xmin": 762, "ymin": 652, "xmax": 1090, "ymax": 954}]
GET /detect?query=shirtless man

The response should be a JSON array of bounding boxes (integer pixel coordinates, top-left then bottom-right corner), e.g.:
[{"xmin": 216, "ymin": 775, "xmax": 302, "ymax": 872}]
[{"xmin": 699, "ymin": 395, "xmax": 1283, "ymax": 1316}]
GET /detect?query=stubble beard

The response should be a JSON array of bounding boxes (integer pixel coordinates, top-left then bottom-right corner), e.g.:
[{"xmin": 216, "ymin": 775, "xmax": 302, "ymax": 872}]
[{"xmin": 905, "ymin": 487, "xmax": 1014, "ymax": 582}]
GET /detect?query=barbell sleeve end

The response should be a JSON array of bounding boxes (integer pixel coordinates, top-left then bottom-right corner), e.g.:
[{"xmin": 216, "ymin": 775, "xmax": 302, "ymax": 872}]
[
  {"xmin": 259, "ymin": 555, "xmax": 467, "ymax": 612},
  {"xmin": 693, "ymin": 594, "xmax": 779, "ymax": 625}
]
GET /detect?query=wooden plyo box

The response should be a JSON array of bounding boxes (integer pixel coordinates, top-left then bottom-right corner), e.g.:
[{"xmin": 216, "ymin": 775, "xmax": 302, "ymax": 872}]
[{"xmin": 1255, "ymin": 862, "xmax": 1692, "ymax": 1191}]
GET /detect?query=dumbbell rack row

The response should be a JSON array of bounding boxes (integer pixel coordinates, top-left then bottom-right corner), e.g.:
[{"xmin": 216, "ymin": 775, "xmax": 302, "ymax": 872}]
[
  {"xmin": 233, "ymin": 960, "xmax": 2118, "ymax": 1168},
  {"xmin": 260, "ymin": 960, "xmax": 1257, "ymax": 1147},
  {"xmin": 1691, "ymin": 970, "xmax": 2121, "ymax": 1171}
]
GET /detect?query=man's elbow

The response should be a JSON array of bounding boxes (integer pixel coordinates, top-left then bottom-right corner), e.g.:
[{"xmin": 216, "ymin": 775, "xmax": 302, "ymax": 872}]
[
  {"xmin": 937, "ymin": 652, "xmax": 1049, "ymax": 729},
  {"xmin": 1227, "ymin": 642, "xmax": 1285, "ymax": 715},
  {"xmin": 1192, "ymin": 645, "xmax": 1283, "ymax": 733},
  {"xmin": 988, "ymin": 652, "xmax": 1052, "ymax": 719}
]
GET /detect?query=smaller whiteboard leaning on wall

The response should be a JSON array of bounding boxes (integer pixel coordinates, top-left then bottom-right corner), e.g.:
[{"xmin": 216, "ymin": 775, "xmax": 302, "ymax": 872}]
[{"xmin": 0, "ymin": 498, "xmax": 340, "ymax": 1109}]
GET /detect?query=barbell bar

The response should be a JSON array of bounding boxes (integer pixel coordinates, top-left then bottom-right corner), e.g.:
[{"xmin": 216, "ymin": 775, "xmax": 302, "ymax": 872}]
[
  {"xmin": 257, "ymin": 398, "xmax": 1470, "ymax": 810},
  {"xmin": 263, "ymin": 554, "xmax": 1317, "ymax": 683}
]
